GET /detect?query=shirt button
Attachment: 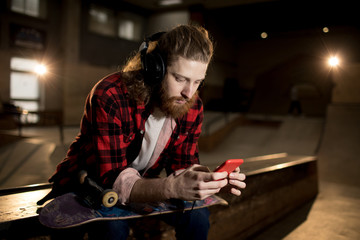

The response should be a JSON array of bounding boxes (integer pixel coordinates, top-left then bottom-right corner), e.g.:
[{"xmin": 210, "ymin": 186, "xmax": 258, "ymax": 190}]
[
  {"xmin": 140, "ymin": 130, "xmax": 144, "ymax": 134},
  {"xmin": 177, "ymin": 135, "xmax": 180, "ymax": 139}
]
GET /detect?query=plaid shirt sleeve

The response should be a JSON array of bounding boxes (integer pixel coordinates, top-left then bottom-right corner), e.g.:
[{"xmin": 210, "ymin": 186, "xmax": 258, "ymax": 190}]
[
  {"xmin": 89, "ymin": 75, "xmax": 139, "ymax": 186},
  {"xmin": 49, "ymin": 73, "xmax": 137, "ymax": 189}
]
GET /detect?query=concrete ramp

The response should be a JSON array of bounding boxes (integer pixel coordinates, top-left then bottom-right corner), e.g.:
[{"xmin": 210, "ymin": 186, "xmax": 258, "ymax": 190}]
[
  {"xmin": 317, "ymin": 104, "xmax": 360, "ymax": 187},
  {"xmin": 200, "ymin": 115, "xmax": 324, "ymax": 168},
  {"xmin": 0, "ymin": 140, "xmax": 56, "ymax": 189},
  {"xmin": 262, "ymin": 117, "xmax": 324, "ymax": 156}
]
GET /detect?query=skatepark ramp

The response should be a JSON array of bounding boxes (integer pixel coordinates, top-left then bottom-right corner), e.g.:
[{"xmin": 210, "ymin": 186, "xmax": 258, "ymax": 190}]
[{"xmin": 317, "ymin": 104, "xmax": 360, "ymax": 187}]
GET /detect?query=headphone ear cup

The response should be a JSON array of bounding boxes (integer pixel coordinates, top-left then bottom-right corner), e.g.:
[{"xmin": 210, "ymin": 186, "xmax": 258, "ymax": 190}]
[
  {"xmin": 143, "ymin": 51, "xmax": 165, "ymax": 86},
  {"xmin": 140, "ymin": 31, "xmax": 167, "ymax": 86}
]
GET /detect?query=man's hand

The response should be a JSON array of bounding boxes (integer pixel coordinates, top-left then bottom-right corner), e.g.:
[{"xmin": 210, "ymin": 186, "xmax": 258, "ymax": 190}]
[
  {"xmin": 165, "ymin": 164, "xmax": 228, "ymax": 201},
  {"xmin": 129, "ymin": 164, "xmax": 245, "ymax": 203},
  {"xmin": 220, "ymin": 167, "xmax": 246, "ymax": 196}
]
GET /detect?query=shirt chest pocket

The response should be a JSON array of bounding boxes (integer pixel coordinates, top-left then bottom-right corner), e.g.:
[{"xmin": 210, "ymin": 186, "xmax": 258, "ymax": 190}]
[
  {"xmin": 123, "ymin": 132, "xmax": 135, "ymax": 144},
  {"xmin": 121, "ymin": 121, "xmax": 136, "ymax": 144},
  {"xmin": 173, "ymin": 131, "xmax": 190, "ymax": 147}
]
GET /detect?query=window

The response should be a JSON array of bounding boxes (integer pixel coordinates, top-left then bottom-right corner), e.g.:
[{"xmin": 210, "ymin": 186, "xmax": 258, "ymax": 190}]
[
  {"xmin": 118, "ymin": 20, "xmax": 134, "ymax": 40},
  {"xmin": 118, "ymin": 12, "xmax": 143, "ymax": 41},
  {"xmin": 10, "ymin": 57, "xmax": 43, "ymax": 123},
  {"xmin": 11, "ymin": 0, "xmax": 47, "ymax": 18},
  {"xmin": 88, "ymin": 5, "xmax": 116, "ymax": 37},
  {"xmin": 10, "ymin": 72, "xmax": 39, "ymax": 100},
  {"xmin": 88, "ymin": 5, "xmax": 143, "ymax": 41}
]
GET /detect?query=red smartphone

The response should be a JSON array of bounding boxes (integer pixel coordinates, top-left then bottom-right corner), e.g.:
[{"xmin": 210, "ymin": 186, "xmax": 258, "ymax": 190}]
[{"xmin": 214, "ymin": 159, "xmax": 244, "ymax": 174}]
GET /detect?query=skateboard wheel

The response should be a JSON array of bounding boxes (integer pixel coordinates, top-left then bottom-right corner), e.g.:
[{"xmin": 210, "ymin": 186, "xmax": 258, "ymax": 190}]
[{"xmin": 101, "ymin": 190, "xmax": 118, "ymax": 208}]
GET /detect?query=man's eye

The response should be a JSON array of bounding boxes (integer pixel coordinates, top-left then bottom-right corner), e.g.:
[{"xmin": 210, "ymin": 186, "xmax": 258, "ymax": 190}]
[{"xmin": 175, "ymin": 76, "xmax": 185, "ymax": 82}]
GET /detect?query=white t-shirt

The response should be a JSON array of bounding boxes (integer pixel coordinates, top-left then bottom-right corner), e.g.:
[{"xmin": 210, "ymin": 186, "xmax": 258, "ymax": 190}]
[{"xmin": 130, "ymin": 108, "xmax": 166, "ymax": 171}]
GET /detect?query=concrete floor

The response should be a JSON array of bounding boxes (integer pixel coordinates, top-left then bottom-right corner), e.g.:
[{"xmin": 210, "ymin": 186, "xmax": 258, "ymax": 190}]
[
  {"xmin": 0, "ymin": 108, "xmax": 359, "ymax": 239},
  {"xmin": 250, "ymin": 105, "xmax": 360, "ymax": 240},
  {"xmin": 250, "ymin": 181, "xmax": 360, "ymax": 240}
]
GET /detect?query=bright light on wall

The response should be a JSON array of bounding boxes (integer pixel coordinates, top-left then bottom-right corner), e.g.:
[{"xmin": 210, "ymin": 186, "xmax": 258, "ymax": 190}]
[
  {"xmin": 158, "ymin": 0, "xmax": 182, "ymax": 6},
  {"xmin": 328, "ymin": 56, "xmax": 339, "ymax": 67},
  {"xmin": 34, "ymin": 64, "xmax": 47, "ymax": 75}
]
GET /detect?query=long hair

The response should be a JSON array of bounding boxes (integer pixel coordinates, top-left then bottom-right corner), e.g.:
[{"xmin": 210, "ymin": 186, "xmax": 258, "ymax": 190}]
[{"xmin": 121, "ymin": 24, "xmax": 214, "ymax": 104}]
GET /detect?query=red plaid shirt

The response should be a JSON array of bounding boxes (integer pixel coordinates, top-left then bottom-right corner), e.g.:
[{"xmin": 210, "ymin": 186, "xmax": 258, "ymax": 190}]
[{"xmin": 49, "ymin": 72, "xmax": 203, "ymax": 190}]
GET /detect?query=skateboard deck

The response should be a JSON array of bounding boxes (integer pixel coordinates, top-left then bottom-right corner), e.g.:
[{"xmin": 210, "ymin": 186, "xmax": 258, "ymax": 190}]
[{"xmin": 38, "ymin": 192, "xmax": 228, "ymax": 229}]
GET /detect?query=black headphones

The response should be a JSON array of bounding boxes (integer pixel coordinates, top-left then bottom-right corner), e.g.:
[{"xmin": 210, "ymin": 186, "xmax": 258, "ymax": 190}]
[{"xmin": 139, "ymin": 31, "xmax": 166, "ymax": 86}]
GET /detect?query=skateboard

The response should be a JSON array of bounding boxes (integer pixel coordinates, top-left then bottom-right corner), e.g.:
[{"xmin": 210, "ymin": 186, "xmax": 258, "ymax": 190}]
[
  {"xmin": 39, "ymin": 192, "xmax": 228, "ymax": 229},
  {"xmin": 38, "ymin": 171, "xmax": 228, "ymax": 229}
]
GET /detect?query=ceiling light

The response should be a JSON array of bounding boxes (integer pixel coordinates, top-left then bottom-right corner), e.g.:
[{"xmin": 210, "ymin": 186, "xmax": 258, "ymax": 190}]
[
  {"xmin": 260, "ymin": 32, "xmax": 268, "ymax": 39},
  {"xmin": 328, "ymin": 56, "xmax": 339, "ymax": 67}
]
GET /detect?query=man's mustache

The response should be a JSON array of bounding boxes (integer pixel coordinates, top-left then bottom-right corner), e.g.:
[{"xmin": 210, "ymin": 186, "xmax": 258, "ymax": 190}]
[{"xmin": 169, "ymin": 96, "xmax": 189, "ymax": 102}]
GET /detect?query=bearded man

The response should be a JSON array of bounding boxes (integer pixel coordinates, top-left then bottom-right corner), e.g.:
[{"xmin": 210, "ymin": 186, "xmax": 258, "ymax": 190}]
[{"xmin": 45, "ymin": 24, "xmax": 246, "ymax": 240}]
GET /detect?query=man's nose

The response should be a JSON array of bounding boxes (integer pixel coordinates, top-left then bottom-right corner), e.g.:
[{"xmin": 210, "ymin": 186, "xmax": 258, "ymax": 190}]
[{"xmin": 181, "ymin": 83, "xmax": 193, "ymax": 99}]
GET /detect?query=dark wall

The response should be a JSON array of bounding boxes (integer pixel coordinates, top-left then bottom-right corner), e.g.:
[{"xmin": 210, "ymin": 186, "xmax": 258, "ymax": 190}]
[{"xmin": 203, "ymin": 0, "xmax": 360, "ymax": 116}]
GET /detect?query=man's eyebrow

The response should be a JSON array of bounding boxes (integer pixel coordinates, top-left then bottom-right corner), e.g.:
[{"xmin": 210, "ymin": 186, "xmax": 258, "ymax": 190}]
[{"xmin": 172, "ymin": 72, "xmax": 205, "ymax": 81}]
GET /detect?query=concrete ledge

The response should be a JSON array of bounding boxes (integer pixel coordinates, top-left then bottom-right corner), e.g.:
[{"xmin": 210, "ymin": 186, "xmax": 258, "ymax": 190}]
[
  {"xmin": 0, "ymin": 188, "xmax": 51, "ymax": 239},
  {"xmin": 0, "ymin": 154, "xmax": 318, "ymax": 239},
  {"xmin": 209, "ymin": 154, "xmax": 318, "ymax": 240}
]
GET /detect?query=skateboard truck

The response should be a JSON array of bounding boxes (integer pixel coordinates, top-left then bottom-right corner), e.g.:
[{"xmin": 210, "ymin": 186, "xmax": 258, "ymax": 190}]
[{"xmin": 78, "ymin": 170, "xmax": 118, "ymax": 208}]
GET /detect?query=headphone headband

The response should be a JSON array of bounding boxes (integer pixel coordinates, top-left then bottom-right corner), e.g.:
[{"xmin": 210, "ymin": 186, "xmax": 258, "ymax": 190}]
[{"xmin": 148, "ymin": 31, "xmax": 166, "ymax": 42}]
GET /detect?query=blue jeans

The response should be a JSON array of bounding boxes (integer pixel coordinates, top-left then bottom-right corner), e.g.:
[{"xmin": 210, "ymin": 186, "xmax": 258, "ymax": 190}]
[{"xmin": 87, "ymin": 207, "xmax": 210, "ymax": 240}]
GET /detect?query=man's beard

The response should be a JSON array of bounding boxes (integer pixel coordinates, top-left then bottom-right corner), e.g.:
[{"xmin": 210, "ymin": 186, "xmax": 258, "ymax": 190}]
[{"xmin": 157, "ymin": 86, "xmax": 197, "ymax": 119}]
